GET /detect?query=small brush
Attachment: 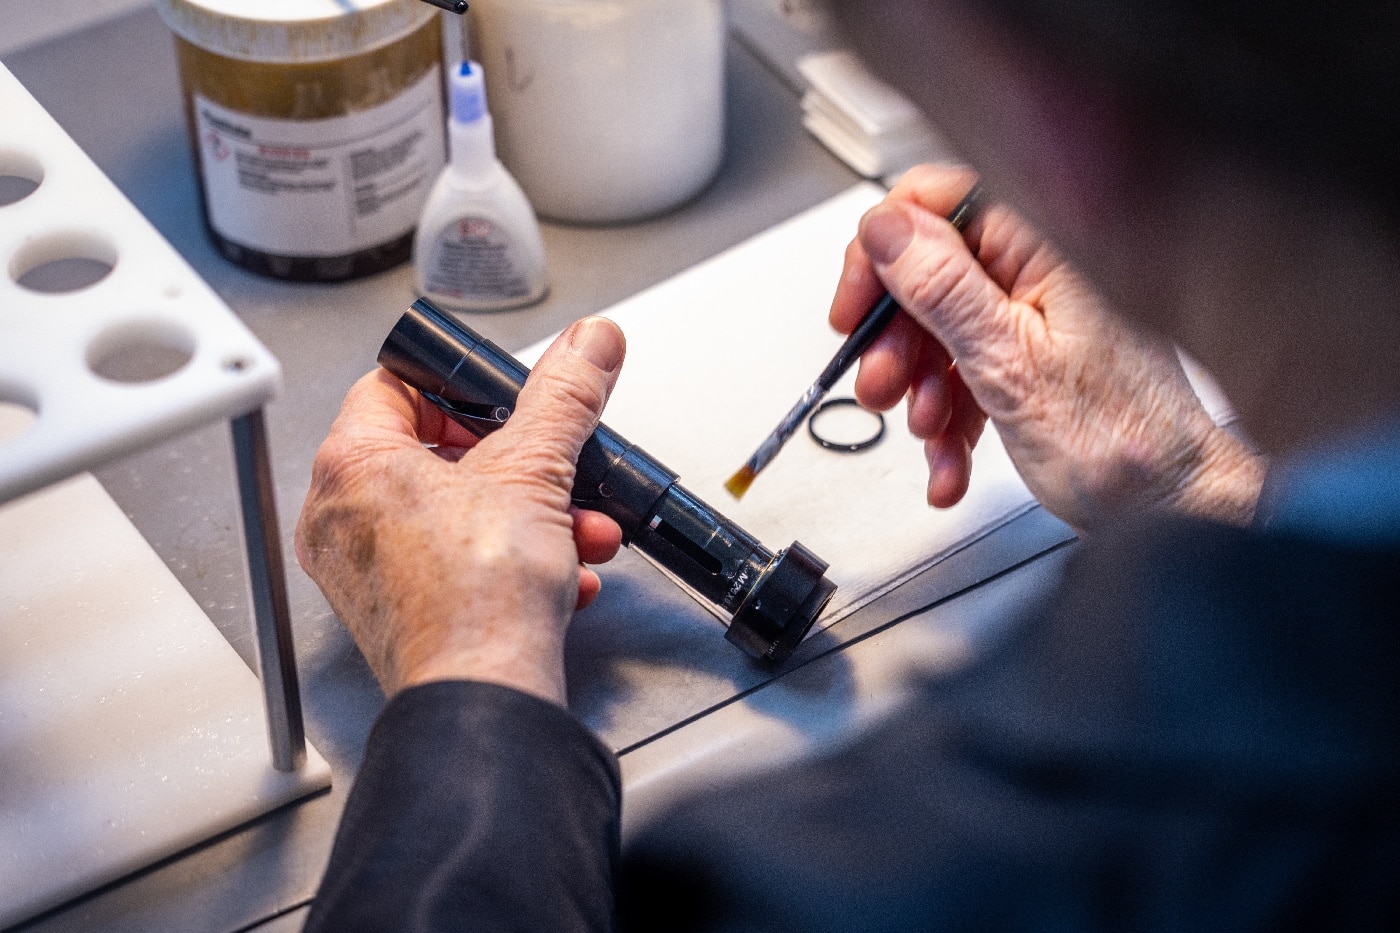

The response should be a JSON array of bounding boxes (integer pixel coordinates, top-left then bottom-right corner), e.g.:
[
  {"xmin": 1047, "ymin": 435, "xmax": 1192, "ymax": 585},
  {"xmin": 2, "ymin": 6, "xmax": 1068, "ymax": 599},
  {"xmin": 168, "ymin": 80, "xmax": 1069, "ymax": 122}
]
[
  {"xmin": 724, "ymin": 182, "xmax": 986, "ymax": 499},
  {"xmin": 418, "ymin": 0, "xmax": 469, "ymax": 13}
]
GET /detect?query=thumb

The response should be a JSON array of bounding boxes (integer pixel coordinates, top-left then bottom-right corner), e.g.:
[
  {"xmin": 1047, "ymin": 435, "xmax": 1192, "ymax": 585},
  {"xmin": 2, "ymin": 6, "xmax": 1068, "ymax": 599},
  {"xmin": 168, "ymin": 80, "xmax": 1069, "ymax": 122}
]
[
  {"xmin": 499, "ymin": 317, "xmax": 626, "ymax": 485},
  {"xmin": 861, "ymin": 202, "xmax": 1020, "ymax": 370}
]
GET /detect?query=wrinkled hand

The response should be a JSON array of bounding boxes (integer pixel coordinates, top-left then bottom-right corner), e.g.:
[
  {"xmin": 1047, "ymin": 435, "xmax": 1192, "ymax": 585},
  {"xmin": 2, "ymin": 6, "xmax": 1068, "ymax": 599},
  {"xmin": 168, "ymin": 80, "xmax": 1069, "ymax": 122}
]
[
  {"xmin": 832, "ymin": 165, "xmax": 1264, "ymax": 532},
  {"xmin": 295, "ymin": 318, "xmax": 626, "ymax": 705}
]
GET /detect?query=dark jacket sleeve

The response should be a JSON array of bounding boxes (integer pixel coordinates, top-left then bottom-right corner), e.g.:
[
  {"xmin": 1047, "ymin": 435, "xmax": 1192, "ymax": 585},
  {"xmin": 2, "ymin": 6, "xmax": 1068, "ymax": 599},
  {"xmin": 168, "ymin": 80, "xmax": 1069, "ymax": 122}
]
[
  {"xmin": 619, "ymin": 518, "xmax": 1400, "ymax": 931},
  {"xmin": 305, "ymin": 680, "xmax": 621, "ymax": 933}
]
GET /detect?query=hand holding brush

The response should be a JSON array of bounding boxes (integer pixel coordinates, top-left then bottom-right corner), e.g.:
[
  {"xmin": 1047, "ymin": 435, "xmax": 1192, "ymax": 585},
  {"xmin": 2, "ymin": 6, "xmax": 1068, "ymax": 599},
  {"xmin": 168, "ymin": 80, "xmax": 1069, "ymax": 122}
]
[{"xmin": 725, "ymin": 181, "xmax": 986, "ymax": 499}]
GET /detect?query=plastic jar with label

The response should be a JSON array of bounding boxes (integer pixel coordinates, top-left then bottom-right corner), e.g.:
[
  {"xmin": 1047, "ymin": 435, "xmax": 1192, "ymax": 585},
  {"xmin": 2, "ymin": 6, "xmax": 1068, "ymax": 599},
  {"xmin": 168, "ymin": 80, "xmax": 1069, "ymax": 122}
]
[{"xmin": 157, "ymin": 0, "xmax": 447, "ymax": 282}]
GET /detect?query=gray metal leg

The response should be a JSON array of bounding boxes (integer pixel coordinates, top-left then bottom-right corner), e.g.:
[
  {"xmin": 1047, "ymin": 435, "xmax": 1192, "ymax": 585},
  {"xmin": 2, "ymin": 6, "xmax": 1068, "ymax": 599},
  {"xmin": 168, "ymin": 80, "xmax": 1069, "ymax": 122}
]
[{"xmin": 231, "ymin": 408, "xmax": 306, "ymax": 772}]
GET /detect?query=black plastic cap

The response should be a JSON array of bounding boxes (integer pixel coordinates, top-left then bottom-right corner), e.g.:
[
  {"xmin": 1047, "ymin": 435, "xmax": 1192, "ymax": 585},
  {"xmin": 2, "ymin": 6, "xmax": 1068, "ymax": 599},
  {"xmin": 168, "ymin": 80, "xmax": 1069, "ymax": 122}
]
[{"xmin": 726, "ymin": 542, "xmax": 837, "ymax": 663}]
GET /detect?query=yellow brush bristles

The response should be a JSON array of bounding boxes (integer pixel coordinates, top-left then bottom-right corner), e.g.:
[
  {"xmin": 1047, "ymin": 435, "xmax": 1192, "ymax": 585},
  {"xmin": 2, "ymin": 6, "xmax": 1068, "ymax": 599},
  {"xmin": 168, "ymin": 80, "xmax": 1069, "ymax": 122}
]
[{"xmin": 724, "ymin": 465, "xmax": 757, "ymax": 500}]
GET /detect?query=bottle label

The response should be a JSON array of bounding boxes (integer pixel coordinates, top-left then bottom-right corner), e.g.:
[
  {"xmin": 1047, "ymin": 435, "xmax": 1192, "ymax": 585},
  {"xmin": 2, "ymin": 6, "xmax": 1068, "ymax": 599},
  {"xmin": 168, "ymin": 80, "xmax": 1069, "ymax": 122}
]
[
  {"xmin": 193, "ymin": 67, "xmax": 446, "ymax": 258},
  {"xmin": 423, "ymin": 216, "xmax": 534, "ymax": 301}
]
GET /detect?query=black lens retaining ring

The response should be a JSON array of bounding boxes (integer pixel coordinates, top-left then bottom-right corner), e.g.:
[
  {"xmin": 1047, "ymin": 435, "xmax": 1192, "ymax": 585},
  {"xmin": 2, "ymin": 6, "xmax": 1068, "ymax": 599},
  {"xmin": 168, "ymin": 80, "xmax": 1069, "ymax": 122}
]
[{"xmin": 806, "ymin": 396, "xmax": 885, "ymax": 453}]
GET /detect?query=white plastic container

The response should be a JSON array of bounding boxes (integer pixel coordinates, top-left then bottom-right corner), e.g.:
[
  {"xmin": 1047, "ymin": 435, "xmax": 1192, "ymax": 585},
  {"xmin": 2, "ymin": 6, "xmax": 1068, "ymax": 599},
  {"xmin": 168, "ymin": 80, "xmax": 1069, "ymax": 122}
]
[
  {"xmin": 414, "ymin": 62, "xmax": 548, "ymax": 312},
  {"xmin": 467, "ymin": 0, "xmax": 725, "ymax": 224}
]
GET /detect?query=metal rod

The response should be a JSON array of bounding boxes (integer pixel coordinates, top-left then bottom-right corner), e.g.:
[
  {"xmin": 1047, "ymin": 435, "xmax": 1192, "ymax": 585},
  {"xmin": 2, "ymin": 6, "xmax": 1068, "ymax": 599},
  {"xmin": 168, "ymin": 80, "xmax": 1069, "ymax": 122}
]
[{"xmin": 231, "ymin": 409, "xmax": 306, "ymax": 772}]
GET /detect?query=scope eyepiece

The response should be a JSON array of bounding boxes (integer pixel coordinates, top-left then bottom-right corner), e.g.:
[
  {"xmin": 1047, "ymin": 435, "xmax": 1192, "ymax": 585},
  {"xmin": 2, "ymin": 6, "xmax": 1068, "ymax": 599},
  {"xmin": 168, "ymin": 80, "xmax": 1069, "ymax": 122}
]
[{"xmin": 378, "ymin": 299, "xmax": 837, "ymax": 662}]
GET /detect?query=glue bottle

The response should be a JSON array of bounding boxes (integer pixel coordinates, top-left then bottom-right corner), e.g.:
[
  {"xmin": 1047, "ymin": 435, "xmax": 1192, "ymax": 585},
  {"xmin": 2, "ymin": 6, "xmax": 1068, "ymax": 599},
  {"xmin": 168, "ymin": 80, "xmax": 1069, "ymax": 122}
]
[{"xmin": 414, "ymin": 61, "xmax": 547, "ymax": 311}]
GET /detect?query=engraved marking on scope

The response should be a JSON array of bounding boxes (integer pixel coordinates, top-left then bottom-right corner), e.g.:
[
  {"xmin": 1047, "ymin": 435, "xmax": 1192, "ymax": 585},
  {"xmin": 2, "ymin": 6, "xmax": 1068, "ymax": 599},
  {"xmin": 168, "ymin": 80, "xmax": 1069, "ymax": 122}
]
[{"xmin": 723, "ymin": 567, "xmax": 751, "ymax": 609}]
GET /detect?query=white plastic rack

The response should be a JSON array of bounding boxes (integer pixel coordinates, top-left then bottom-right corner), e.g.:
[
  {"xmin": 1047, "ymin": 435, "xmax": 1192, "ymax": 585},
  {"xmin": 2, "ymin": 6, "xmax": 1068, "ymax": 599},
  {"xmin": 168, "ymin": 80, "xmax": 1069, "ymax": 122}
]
[{"xmin": 0, "ymin": 62, "xmax": 328, "ymax": 927}]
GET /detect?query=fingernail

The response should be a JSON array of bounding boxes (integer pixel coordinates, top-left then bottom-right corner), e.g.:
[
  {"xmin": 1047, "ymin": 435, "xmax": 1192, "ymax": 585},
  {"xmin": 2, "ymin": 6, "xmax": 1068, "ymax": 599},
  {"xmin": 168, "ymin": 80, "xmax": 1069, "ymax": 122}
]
[
  {"xmin": 569, "ymin": 317, "xmax": 625, "ymax": 373},
  {"xmin": 863, "ymin": 206, "xmax": 914, "ymax": 265}
]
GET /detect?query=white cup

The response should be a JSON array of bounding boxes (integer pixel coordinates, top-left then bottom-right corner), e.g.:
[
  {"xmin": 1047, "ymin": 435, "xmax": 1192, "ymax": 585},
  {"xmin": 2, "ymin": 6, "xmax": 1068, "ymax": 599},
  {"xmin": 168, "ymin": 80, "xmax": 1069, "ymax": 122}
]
[{"xmin": 467, "ymin": 0, "xmax": 725, "ymax": 224}]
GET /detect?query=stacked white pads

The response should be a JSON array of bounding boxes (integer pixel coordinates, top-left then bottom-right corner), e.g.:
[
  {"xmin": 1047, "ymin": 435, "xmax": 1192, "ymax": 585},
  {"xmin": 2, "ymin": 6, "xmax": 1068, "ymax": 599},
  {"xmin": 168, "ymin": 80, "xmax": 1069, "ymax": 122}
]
[{"xmin": 798, "ymin": 50, "xmax": 946, "ymax": 179}]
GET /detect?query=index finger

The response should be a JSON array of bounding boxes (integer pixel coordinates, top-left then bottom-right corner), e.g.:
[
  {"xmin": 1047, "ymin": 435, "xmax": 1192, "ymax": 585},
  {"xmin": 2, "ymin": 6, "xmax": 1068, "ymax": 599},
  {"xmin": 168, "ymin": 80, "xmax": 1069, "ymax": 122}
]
[
  {"xmin": 887, "ymin": 164, "xmax": 983, "ymax": 225},
  {"xmin": 328, "ymin": 368, "xmax": 482, "ymax": 454},
  {"xmin": 829, "ymin": 235, "xmax": 890, "ymax": 335}
]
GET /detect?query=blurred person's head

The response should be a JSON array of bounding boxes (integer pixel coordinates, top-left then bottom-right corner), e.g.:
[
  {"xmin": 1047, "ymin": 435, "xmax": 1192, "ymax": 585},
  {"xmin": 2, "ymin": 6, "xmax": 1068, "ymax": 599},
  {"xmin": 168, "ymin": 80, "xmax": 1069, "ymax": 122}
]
[{"xmin": 828, "ymin": 0, "xmax": 1400, "ymax": 452}]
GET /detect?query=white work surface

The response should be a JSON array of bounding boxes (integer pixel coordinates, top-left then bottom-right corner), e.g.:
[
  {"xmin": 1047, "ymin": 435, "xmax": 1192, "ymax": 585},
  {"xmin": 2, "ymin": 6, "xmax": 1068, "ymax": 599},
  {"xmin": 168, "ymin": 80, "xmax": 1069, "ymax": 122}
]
[{"xmin": 0, "ymin": 473, "xmax": 330, "ymax": 928}]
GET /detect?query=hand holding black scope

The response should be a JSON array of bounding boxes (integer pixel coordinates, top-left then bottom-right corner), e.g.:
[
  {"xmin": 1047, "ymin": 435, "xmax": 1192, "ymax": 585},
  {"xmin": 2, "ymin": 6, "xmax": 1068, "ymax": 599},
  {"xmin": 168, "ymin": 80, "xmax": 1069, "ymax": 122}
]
[{"xmin": 378, "ymin": 299, "xmax": 837, "ymax": 663}]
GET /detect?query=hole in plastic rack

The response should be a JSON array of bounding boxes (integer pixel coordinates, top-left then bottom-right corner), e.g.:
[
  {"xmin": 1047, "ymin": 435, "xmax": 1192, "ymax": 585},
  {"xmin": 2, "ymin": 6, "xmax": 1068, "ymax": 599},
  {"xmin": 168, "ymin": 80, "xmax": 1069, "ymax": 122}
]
[
  {"xmin": 10, "ymin": 230, "xmax": 118, "ymax": 294},
  {"xmin": 0, "ymin": 150, "xmax": 44, "ymax": 207},
  {"xmin": 87, "ymin": 320, "xmax": 196, "ymax": 384}
]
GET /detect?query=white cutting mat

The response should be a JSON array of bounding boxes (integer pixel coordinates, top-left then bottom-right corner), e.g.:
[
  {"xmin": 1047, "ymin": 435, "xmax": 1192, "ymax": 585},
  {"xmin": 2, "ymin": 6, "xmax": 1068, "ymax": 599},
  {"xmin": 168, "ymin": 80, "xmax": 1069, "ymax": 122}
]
[
  {"xmin": 0, "ymin": 472, "xmax": 330, "ymax": 928},
  {"xmin": 516, "ymin": 183, "xmax": 1041, "ymax": 629}
]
